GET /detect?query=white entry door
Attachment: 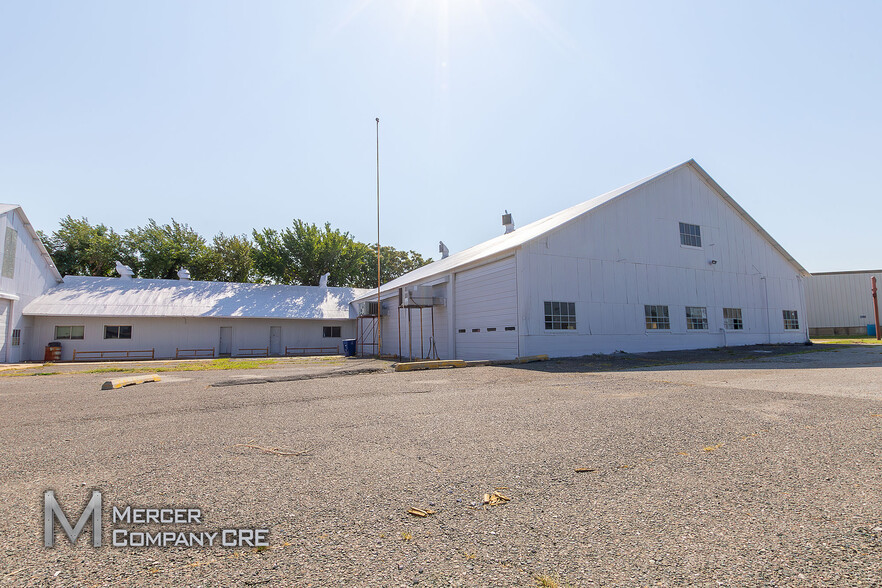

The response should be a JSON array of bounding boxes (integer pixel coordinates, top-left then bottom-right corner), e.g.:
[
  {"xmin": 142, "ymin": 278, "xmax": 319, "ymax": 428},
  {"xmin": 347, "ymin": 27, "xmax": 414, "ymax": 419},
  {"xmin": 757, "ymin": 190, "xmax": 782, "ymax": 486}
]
[
  {"xmin": 454, "ymin": 256, "xmax": 519, "ymax": 360},
  {"xmin": 219, "ymin": 327, "xmax": 232, "ymax": 356},
  {"xmin": 269, "ymin": 326, "xmax": 281, "ymax": 355}
]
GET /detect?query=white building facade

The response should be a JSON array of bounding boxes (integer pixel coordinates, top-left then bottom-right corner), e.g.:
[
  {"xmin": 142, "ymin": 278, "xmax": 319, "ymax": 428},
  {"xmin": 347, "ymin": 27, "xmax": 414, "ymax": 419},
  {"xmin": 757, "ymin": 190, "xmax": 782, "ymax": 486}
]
[
  {"xmin": 805, "ymin": 270, "xmax": 882, "ymax": 337},
  {"xmin": 23, "ymin": 276, "xmax": 370, "ymax": 361},
  {"xmin": 0, "ymin": 205, "xmax": 64, "ymax": 363},
  {"xmin": 356, "ymin": 160, "xmax": 810, "ymax": 360}
]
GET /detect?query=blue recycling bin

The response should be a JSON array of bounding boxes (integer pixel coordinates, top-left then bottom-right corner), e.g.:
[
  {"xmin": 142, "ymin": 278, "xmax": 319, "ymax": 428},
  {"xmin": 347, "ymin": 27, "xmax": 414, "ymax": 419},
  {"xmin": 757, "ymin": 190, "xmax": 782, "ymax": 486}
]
[
  {"xmin": 868, "ymin": 324, "xmax": 877, "ymax": 337},
  {"xmin": 342, "ymin": 339, "xmax": 357, "ymax": 357}
]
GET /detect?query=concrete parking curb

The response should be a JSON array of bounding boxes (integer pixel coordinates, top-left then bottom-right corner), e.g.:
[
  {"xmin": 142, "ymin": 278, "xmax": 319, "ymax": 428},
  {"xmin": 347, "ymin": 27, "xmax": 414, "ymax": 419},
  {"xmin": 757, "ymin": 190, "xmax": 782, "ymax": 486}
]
[{"xmin": 101, "ymin": 374, "xmax": 161, "ymax": 390}]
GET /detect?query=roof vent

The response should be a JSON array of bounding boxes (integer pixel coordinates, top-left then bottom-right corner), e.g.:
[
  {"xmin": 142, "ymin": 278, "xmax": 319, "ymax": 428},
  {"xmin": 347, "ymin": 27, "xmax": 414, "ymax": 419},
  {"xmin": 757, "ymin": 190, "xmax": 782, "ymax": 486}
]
[
  {"xmin": 177, "ymin": 268, "xmax": 191, "ymax": 281},
  {"xmin": 319, "ymin": 272, "xmax": 330, "ymax": 288},
  {"xmin": 502, "ymin": 210, "xmax": 515, "ymax": 234},
  {"xmin": 439, "ymin": 241, "xmax": 449, "ymax": 259},
  {"xmin": 115, "ymin": 261, "xmax": 134, "ymax": 279}
]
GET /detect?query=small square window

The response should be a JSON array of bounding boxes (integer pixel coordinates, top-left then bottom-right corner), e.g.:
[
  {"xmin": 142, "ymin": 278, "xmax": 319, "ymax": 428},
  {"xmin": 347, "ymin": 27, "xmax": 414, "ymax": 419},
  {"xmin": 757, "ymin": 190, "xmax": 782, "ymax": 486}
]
[
  {"xmin": 104, "ymin": 326, "xmax": 132, "ymax": 339},
  {"xmin": 504, "ymin": 326, "xmax": 516, "ymax": 331},
  {"xmin": 458, "ymin": 329, "xmax": 466, "ymax": 334},
  {"xmin": 783, "ymin": 310, "xmax": 799, "ymax": 330},
  {"xmin": 679, "ymin": 222, "xmax": 702, "ymax": 247},
  {"xmin": 645, "ymin": 305, "xmax": 670, "ymax": 330},
  {"xmin": 544, "ymin": 301, "xmax": 576, "ymax": 330},
  {"xmin": 323, "ymin": 326, "xmax": 342, "ymax": 338},
  {"xmin": 723, "ymin": 308, "xmax": 743, "ymax": 330},
  {"xmin": 686, "ymin": 306, "xmax": 708, "ymax": 330}
]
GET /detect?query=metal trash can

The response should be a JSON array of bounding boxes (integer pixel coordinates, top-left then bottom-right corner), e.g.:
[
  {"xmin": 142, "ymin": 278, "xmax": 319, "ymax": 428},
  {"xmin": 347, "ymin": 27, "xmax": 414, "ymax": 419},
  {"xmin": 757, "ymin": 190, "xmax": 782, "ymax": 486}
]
[
  {"xmin": 342, "ymin": 339, "xmax": 357, "ymax": 357},
  {"xmin": 44, "ymin": 342, "xmax": 62, "ymax": 362}
]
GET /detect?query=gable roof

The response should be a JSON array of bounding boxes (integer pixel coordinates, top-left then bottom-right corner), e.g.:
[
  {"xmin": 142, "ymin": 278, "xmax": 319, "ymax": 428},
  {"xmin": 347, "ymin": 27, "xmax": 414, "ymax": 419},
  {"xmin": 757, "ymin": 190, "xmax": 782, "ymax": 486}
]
[
  {"xmin": 354, "ymin": 159, "xmax": 807, "ymax": 302},
  {"xmin": 0, "ymin": 204, "xmax": 63, "ymax": 282},
  {"xmin": 23, "ymin": 276, "xmax": 372, "ymax": 320}
]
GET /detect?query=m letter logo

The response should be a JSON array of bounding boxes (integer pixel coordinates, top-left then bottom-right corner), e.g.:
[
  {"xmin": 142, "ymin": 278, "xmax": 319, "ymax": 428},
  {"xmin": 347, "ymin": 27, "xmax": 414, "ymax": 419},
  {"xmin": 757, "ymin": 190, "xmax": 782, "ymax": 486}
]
[{"xmin": 44, "ymin": 490, "xmax": 102, "ymax": 547}]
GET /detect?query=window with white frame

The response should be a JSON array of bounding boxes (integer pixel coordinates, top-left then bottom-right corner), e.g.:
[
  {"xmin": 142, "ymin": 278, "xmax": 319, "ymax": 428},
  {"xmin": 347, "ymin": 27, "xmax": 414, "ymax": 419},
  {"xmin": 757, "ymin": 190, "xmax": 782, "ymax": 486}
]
[
  {"xmin": 783, "ymin": 310, "xmax": 799, "ymax": 330},
  {"xmin": 11, "ymin": 329, "xmax": 20, "ymax": 346},
  {"xmin": 544, "ymin": 301, "xmax": 576, "ymax": 330},
  {"xmin": 686, "ymin": 306, "xmax": 708, "ymax": 330},
  {"xmin": 645, "ymin": 305, "xmax": 670, "ymax": 330},
  {"xmin": 679, "ymin": 222, "xmax": 702, "ymax": 247},
  {"xmin": 723, "ymin": 308, "xmax": 743, "ymax": 330},
  {"xmin": 55, "ymin": 326, "xmax": 84, "ymax": 340},
  {"xmin": 104, "ymin": 325, "xmax": 132, "ymax": 339}
]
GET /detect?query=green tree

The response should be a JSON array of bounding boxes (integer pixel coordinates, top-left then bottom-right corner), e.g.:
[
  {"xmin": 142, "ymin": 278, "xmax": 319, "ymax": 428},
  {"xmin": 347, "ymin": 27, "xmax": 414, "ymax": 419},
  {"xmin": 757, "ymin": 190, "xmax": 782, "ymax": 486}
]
[
  {"xmin": 127, "ymin": 219, "xmax": 210, "ymax": 279},
  {"xmin": 253, "ymin": 220, "xmax": 371, "ymax": 286},
  {"xmin": 40, "ymin": 216, "xmax": 133, "ymax": 277},
  {"xmin": 197, "ymin": 233, "xmax": 255, "ymax": 282},
  {"xmin": 358, "ymin": 245, "xmax": 433, "ymax": 287}
]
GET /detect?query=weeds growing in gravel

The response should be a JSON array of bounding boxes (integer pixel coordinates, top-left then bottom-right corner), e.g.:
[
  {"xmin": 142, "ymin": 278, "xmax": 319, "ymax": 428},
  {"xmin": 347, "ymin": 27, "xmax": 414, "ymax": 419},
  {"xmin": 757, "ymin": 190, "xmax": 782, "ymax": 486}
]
[{"xmin": 535, "ymin": 574, "xmax": 575, "ymax": 588}]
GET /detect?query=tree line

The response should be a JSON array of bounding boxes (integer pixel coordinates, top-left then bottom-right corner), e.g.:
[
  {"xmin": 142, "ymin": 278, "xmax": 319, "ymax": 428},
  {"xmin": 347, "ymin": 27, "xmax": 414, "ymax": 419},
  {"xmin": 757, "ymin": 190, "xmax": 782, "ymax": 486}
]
[{"xmin": 39, "ymin": 216, "xmax": 432, "ymax": 288}]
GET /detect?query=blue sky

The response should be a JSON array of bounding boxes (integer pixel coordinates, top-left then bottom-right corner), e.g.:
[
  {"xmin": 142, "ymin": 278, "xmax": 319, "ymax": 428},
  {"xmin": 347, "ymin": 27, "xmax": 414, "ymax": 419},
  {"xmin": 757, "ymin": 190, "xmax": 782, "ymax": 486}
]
[{"xmin": 1, "ymin": 1, "xmax": 879, "ymax": 272}]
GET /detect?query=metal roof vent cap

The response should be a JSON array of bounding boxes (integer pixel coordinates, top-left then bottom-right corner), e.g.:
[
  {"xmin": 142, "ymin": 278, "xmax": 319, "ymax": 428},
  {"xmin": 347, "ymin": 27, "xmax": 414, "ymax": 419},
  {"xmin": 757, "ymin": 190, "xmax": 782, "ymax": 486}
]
[
  {"xmin": 115, "ymin": 261, "xmax": 134, "ymax": 279},
  {"xmin": 177, "ymin": 268, "xmax": 191, "ymax": 281},
  {"xmin": 319, "ymin": 272, "xmax": 330, "ymax": 288},
  {"xmin": 502, "ymin": 210, "xmax": 515, "ymax": 234},
  {"xmin": 439, "ymin": 241, "xmax": 449, "ymax": 259}
]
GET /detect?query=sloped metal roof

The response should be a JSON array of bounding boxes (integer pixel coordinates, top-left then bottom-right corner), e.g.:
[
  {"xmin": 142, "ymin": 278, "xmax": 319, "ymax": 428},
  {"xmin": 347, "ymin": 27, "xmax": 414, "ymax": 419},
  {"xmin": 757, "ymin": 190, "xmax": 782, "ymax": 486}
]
[
  {"xmin": 354, "ymin": 159, "xmax": 808, "ymax": 302},
  {"xmin": 23, "ymin": 276, "xmax": 372, "ymax": 319}
]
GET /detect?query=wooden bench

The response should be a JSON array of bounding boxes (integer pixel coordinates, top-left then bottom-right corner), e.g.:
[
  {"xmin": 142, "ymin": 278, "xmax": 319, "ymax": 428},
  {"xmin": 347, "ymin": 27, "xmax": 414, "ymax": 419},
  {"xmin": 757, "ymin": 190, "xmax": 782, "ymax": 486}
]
[
  {"xmin": 237, "ymin": 347, "xmax": 269, "ymax": 358},
  {"xmin": 285, "ymin": 346, "xmax": 339, "ymax": 357},
  {"xmin": 175, "ymin": 348, "xmax": 215, "ymax": 359},
  {"xmin": 72, "ymin": 349, "xmax": 155, "ymax": 362}
]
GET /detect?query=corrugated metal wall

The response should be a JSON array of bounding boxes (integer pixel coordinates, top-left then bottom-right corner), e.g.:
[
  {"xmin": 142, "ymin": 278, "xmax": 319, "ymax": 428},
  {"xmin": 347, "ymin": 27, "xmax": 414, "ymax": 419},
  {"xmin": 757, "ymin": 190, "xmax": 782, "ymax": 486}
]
[{"xmin": 805, "ymin": 271, "xmax": 882, "ymax": 331}]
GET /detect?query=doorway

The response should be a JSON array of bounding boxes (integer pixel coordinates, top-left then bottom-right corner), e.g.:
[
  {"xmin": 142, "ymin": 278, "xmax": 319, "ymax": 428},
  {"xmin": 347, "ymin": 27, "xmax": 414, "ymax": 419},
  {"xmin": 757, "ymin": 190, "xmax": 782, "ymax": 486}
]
[
  {"xmin": 269, "ymin": 326, "xmax": 281, "ymax": 356},
  {"xmin": 219, "ymin": 326, "xmax": 232, "ymax": 356}
]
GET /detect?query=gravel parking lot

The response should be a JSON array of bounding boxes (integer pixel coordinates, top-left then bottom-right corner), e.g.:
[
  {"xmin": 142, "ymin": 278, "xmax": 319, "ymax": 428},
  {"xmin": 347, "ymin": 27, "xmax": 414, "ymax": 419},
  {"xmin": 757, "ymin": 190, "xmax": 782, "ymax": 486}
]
[{"xmin": 1, "ymin": 346, "xmax": 880, "ymax": 587}]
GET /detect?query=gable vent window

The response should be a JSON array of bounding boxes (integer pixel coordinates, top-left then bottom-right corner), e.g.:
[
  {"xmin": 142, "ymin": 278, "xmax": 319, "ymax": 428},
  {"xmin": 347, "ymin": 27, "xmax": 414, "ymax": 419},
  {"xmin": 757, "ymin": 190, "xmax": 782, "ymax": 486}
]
[
  {"xmin": 544, "ymin": 301, "xmax": 576, "ymax": 330},
  {"xmin": 11, "ymin": 329, "xmax": 20, "ymax": 346},
  {"xmin": 323, "ymin": 326, "xmax": 342, "ymax": 338},
  {"xmin": 679, "ymin": 222, "xmax": 702, "ymax": 247},
  {"xmin": 783, "ymin": 310, "xmax": 800, "ymax": 330},
  {"xmin": 645, "ymin": 305, "xmax": 670, "ymax": 330}
]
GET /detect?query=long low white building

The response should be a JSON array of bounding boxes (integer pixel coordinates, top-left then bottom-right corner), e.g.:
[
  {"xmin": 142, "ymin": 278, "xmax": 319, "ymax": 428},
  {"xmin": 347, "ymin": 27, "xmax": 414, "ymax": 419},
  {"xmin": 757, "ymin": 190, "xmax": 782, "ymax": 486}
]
[
  {"xmin": 805, "ymin": 270, "xmax": 882, "ymax": 337},
  {"xmin": 23, "ymin": 276, "xmax": 370, "ymax": 361},
  {"xmin": 354, "ymin": 160, "xmax": 810, "ymax": 360}
]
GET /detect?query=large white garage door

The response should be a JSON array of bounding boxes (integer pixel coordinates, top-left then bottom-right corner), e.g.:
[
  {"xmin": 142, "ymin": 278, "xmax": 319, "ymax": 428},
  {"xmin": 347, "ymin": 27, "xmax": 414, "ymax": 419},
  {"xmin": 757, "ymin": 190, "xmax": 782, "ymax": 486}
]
[{"xmin": 455, "ymin": 256, "xmax": 519, "ymax": 360}]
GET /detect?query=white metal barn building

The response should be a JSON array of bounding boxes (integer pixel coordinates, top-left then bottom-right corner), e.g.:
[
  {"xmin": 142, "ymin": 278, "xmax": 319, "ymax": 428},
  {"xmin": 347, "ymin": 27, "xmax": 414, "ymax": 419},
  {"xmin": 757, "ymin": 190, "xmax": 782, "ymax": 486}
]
[
  {"xmin": 23, "ymin": 276, "xmax": 370, "ymax": 362},
  {"xmin": 0, "ymin": 204, "xmax": 64, "ymax": 363},
  {"xmin": 805, "ymin": 270, "xmax": 882, "ymax": 337},
  {"xmin": 354, "ymin": 160, "xmax": 810, "ymax": 361}
]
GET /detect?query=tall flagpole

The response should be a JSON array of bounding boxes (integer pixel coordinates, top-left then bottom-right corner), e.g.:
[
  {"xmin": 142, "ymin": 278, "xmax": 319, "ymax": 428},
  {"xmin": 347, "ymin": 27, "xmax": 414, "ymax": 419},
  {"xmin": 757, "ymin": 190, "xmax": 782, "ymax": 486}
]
[{"xmin": 376, "ymin": 118, "xmax": 382, "ymax": 357}]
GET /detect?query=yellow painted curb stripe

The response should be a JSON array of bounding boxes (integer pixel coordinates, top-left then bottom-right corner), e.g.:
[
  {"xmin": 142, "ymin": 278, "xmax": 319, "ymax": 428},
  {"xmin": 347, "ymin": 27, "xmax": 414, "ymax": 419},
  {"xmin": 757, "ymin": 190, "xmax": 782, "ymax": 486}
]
[
  {"xmin": 394, "ymin": 360, "xmax": 467, "ymax": 372},
  {"xmin": 516, "ymin": 354, "xmax": 549, "ymax": 363},
  {"xmin": 101, "ymin": 374, "xmax": 161, "ymax": 390}
]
